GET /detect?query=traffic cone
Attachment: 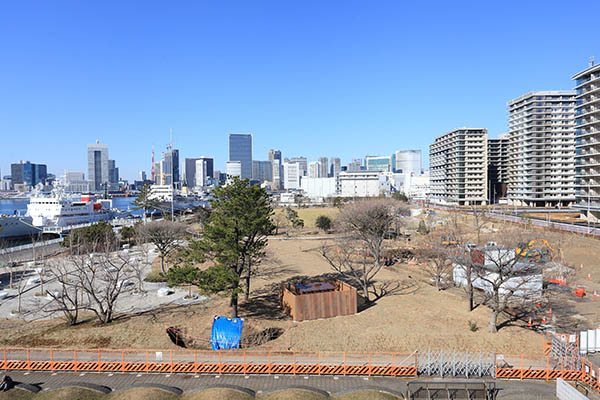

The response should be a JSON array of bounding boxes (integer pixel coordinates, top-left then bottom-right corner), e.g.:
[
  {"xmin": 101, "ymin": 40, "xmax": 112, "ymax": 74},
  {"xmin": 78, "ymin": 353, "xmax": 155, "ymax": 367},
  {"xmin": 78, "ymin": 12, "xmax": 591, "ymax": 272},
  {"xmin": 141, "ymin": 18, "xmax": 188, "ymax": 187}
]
[
  {"xmin": 594, "ymin": 291, "xmax": 599, "ymax": 298},
  {"xmin": 536, "ymin": 303, "xmax": 541, "ymax": 309},
  {"xmin": 548, "ymin": 308, "xmax": 553, "ymax": 317},
  {"xmin": 542, "ymin": 316, "xmax": 547, "ymax": 324},
  {"xmin": 589, "ymin": 274, "xmax": 592, "ymax": 281},
  {"xmin": 528, "ymin": 318, "xmax": 532, "ymax": 327}
]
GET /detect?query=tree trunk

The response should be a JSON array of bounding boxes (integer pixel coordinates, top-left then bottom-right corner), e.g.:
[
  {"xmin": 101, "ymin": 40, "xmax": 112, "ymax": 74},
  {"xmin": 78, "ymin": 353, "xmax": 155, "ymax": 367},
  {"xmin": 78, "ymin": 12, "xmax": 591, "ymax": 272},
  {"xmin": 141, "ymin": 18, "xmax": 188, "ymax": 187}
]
[
  {"xmin": 160, "ymin": 256, "xmax": 165, "ymax": 273},
  {"xmin": 466, "ymin": 264, "xmax": 474, "ymax": 311},
  {"xmin": 362, "ymin": 283, "xmax": 370, "ymax": 303},
  {"xmin": 230, "ymin": 292, "xmax": 239, "ymax": 318},
  {"xmin": 245, "ymin": 266, "xmax": 251, "ymax": 301},
  {"xmin": 488, "ymin": 309, "xmax": 499, "ymax": 333}
]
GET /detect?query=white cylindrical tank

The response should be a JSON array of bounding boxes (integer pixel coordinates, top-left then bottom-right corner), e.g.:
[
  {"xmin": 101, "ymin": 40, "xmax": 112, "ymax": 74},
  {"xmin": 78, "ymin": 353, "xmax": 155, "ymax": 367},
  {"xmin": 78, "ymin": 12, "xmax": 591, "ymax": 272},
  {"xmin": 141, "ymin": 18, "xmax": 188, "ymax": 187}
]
[
  {"xmin": 588, "ymin": 329, "xmax": 597, "ymax": 353},
  {"xmin": 580, "ymin": 331, "xmax": 588, "ymax": 355},
  {"xmin": 596, "ymin": 328, "xmax": 600, "ymax": 353}
]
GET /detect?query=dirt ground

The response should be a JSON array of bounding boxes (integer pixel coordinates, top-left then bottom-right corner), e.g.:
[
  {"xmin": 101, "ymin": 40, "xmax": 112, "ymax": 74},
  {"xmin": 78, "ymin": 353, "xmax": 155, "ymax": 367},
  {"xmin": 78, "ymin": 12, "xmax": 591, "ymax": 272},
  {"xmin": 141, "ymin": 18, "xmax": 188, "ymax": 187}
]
[{"xmin": 2, "ymin": 205, "xmax": 599, "ymax": 357}]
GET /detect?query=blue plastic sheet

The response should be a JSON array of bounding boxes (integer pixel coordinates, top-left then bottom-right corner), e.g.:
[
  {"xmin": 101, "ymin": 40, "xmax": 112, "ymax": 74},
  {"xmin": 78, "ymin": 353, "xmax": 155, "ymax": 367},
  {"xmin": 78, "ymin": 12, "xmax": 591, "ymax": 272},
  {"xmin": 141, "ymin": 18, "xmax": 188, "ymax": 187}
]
[{"xmin": 211, "ymin": 316, "xmax": 244, "ymax": 350}]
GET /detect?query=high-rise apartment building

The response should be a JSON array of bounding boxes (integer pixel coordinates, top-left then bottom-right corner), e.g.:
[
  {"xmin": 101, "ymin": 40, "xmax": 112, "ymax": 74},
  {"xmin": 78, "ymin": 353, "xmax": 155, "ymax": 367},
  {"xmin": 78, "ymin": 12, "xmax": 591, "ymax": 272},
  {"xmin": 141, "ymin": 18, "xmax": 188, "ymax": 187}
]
[
  {"xmin": 507, "ymin": 91, "xmax": 576, "ymax": 207},
  {"xmin": 573, "ymin": 62, "xmax": 600, "ymax": 221},
  {"xmin": 395, "ymin": 150, "xmax": 422, "ymax": 175},
  {"xmin": 252, "ymin": 160, "xmax": 273, "ymax": 183},
  {"xmin": 318, "ymin": 157, "xmax": 329, "ymax": 178},
  {"xmin": 330, "ymin": 157, "xmax": 341, "ymax": 177},
  {"xmin": 87, "ymin": 141, "xmax": 109, "ymax": 191},
  {"xmin": 429, "ymin": 128, "xmax": 488, "ymax": 205},
  {"xmin": 487, "ymin": 134, "xmax": 509, "ymax": 203},
  {"xmin": 365, "ymin": 155, "xmax": 394, "ymax": 172},
  {"xmin": 309, "ymin": 161, "xmax": 321, "ymax": 178},
  {"xmin": 347, "ymin": 158, "xmax": 363, "ymax": 172},
  {"xmin": 229, "ymin": 134, "xmax": 252, "ymax": 180}
]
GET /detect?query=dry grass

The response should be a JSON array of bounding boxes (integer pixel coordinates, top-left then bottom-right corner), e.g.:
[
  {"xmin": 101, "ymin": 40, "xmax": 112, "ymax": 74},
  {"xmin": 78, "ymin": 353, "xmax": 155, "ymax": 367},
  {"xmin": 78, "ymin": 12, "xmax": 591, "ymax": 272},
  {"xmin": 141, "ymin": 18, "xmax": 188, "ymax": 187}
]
[
  {"xmin": 259, "ymin": 390, "xmax": 327, "ymax": 400},
  {"xmin": 110, "ymin": 388, "xmax": 178, "ymax": 400},
  {"xmin": 183, "ymin": 389, "xmax": 253, "ymax": 400},
  {"xmin": 35, "ymin": 387, "xmax": 104, "ymax": 400},
  {"xmin": 273, "ymin": 207, "xmax": 339, "ymax": 229}
]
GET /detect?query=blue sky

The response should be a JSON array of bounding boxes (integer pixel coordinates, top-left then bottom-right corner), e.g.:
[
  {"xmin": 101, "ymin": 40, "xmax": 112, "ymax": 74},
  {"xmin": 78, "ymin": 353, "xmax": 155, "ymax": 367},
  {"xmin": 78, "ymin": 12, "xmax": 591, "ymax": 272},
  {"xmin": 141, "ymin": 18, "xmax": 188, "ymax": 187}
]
[{"xmin": 1, "ymin": 1, "xmax": 599, "ymax": 181}]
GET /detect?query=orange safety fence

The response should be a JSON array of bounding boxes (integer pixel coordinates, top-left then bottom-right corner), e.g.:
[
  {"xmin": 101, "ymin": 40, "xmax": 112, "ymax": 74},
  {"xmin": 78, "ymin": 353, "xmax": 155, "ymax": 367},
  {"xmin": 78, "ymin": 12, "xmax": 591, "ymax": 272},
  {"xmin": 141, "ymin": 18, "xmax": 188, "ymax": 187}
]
[{"xmin": 0, "ymin": 347, "xmax": 418, "ymax": 377}]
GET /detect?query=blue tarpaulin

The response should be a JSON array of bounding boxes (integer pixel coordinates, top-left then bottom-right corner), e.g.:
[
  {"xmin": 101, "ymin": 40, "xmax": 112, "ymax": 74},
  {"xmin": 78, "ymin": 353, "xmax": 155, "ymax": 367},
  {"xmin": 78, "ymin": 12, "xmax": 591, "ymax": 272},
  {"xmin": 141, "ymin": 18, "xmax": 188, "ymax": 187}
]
[{"xmin": 211, "ymin": 316, "xmax": 244, "ymax": 350}]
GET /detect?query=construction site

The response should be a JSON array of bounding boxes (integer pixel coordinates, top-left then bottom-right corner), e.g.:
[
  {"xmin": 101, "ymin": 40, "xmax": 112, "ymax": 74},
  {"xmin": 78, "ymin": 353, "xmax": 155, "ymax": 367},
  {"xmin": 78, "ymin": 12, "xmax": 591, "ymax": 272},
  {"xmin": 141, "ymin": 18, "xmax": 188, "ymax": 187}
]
[{"xmin": 1, "ymin": 204, "xmax": 600, "ymax": 399}]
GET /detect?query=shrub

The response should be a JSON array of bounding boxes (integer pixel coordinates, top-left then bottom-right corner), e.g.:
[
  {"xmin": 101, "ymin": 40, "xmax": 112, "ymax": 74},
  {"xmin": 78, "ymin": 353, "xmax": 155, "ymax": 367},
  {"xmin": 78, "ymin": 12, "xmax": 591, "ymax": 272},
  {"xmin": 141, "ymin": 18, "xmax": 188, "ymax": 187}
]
[
  {"xmin": 315, "ymin": 215, "xmax": 332, "ymax": 232},
  {"xmin": 144, "ymin": 271, "xmax": 168, "ymax": 282},
  {"xmin": 468, "ymin": 320, "xmax": 479, "ymax": 332}
]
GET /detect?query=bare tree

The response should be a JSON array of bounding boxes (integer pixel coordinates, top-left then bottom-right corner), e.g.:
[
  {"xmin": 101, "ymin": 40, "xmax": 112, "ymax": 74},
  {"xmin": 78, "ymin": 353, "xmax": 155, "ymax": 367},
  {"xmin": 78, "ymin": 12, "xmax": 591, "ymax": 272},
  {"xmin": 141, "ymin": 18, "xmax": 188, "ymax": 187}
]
[
  {"xmin": 136, "ymin": 221, "xmax": 186, "ymax": 273},
  {"xmin": 320, "ymin": 199, "xmax": 410, "ymax": 302},
  {"xmin": 66, "ymin": 239, "xmax": 135, "ymax": 324},
  {"xmin": 44, "ymin": 259, "xmax": 81, "ymax": 325},
  {"xmin": 470, "ymin": 206, "xmax": 489, "ymax": 247},
  {"xmin": 455, "ymin": 234, "xmax": 544, "ymax": 333},
  {"xmin": 0, "ymin": 240, "xmax": 17, "ymax": 289},
  {"xmin": 416, "ymin": 236, "xmax": 453, "ymax": 291}
]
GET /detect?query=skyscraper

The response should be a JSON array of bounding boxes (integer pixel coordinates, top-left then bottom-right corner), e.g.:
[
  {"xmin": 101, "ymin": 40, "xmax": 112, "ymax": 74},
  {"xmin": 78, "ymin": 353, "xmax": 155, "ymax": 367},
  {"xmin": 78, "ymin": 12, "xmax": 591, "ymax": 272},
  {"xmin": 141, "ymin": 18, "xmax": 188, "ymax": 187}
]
[
  {"xmin": 309, "ymin": 161, "xmax": 321, "ymax": 178},
  {"xmin": 268, "ymin": 149, "xmax": 282, "ymax": 188},
  {"xmin": 487, "ymin": 134, "xmax": 509, "ymax": 203},
  {"xmin": 11, "ymin": 161, "xmax": 47, "ymax": 187},
  {"xmin": 108, "ymin": 159, "xmax": 119, "ymax": 190},
  {"xmin": 229, "ymin": 134, "xmax": 252, "ymax": 179},
  {"xmin": 252, "ymin": 160, "xmax": 273, "ymax": 183},
  {"xmin": 289, "ymin": 157, "xmax": 308, "ymax": 176},
  {"xmin": 330, "ymin": 157, "xmax": 341, "ymax": 177},
  {"xmin": 87, "ymin": 141, "xmax": 109, "ymax": 192},
  {"xmin": 318, "ymin": 157, "xmax": 329, "ymax": 178},
  {"xmin": 226, "ymin": 161, "xmax": 242, "ymax": 179}
]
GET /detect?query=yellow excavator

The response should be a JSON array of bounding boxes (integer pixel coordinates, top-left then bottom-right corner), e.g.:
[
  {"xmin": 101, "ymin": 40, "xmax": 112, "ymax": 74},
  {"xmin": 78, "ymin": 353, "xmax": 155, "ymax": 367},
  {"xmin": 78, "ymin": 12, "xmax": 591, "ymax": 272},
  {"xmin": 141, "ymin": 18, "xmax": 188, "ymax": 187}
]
[{"xmin": 516, "ymin": 239, "xmax": 555, "ymax": 261}]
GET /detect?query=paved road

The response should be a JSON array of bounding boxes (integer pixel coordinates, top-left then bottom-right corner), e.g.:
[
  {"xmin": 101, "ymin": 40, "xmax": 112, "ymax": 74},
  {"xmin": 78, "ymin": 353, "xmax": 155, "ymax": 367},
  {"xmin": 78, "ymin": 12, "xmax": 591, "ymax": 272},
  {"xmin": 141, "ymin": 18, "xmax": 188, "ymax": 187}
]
[{"xmin": 0, "ymin": 370, "xmax": 568, "ymax": 399}]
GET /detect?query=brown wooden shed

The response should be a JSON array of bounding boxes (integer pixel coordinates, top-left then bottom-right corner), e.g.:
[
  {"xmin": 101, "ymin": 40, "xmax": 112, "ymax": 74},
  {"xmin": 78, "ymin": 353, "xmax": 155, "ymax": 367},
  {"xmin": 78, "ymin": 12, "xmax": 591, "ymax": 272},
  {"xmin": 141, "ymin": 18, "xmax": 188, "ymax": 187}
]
[{"xmin": 280, "ymin": 280, "xmax": 357, "ymax": 322}]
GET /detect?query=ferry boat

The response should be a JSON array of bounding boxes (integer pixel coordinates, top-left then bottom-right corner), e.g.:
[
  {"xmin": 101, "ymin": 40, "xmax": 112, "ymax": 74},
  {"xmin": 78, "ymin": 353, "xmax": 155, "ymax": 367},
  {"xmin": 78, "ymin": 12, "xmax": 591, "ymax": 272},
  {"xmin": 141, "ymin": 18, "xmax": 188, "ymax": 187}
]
[{"xmin": 26, "ymin": 188, "xmax": 127, "ymax": 227}]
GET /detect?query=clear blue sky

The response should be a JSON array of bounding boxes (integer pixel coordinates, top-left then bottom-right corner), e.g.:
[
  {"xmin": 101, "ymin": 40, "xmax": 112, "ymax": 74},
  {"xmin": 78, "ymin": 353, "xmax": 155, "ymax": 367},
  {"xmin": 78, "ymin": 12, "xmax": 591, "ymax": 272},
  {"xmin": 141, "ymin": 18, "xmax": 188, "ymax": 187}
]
[{"xmin": 1, "ymin": 1, "xmax": 599, "ymax": 181}]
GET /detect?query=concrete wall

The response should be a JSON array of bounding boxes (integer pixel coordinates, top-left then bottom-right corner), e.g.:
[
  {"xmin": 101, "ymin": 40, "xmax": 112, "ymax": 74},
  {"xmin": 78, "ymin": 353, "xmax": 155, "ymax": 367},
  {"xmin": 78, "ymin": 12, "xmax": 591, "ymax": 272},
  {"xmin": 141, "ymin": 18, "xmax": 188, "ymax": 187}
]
[{"xmin": 556, "ymin": 378, "xmax": 589, "ymax": 400}]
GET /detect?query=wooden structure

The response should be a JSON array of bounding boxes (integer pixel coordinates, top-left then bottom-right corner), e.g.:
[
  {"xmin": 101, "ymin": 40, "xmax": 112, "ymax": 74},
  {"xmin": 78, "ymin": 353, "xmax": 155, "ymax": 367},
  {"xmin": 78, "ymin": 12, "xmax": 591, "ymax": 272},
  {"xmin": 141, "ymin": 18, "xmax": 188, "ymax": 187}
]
[{"xmin": 280, "ymin": 280, "xmax": 357, "ymax": 322}]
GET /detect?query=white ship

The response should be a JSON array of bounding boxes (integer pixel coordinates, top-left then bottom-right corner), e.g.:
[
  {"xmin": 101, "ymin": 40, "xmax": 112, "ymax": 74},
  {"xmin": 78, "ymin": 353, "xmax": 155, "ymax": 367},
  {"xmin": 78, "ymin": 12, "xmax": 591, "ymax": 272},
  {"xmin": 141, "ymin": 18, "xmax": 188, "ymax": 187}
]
[
  {"xmin": 26, "ymin": 188, "xmax": 126, "ymax": 227},
  {"xmin": 0, "ymin": 215, "xmax": 41, "ymax": 239}
]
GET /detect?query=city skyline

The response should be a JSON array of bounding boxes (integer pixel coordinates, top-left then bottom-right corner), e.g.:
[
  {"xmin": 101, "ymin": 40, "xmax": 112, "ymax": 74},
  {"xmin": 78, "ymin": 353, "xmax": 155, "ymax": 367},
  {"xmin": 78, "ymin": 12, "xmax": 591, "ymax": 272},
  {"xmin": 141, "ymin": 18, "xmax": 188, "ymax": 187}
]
[{"xmin": 1, "ymin": 1, "xmax": 599, "ymax": 180}]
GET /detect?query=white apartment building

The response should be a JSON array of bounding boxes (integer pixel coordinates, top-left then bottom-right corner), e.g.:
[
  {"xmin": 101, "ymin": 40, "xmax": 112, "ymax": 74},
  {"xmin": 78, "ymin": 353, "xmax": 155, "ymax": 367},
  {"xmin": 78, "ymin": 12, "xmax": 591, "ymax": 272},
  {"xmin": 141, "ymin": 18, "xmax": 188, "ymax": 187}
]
[
  {"xmin": 488, "ymin": 134, "xmax": 509, "ymax": 203},
  {"xmin": 283, "ymin": 162, "xmax": 302, "ymax": 190},
  {"xmin": 429, "ymin": 128, "xmax": 488, "ymax": 205},
  {"xmin": 573, "ymin": 62, "xmax": 600, "ymax": 221},
  {"xmin": 339, "ymin": 171, "xmax": 390, "ymax": 197},
  {"xmin": 507, "ymin": 91, "xmax": 576, "ymax": 207}
]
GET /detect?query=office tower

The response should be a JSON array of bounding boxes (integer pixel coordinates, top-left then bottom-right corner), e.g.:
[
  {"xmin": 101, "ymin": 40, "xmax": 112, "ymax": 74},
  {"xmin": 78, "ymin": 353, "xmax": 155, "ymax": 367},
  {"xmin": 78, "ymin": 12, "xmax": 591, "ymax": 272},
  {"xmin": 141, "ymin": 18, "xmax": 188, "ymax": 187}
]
[
  {"xmin": 507, "ymin": 91, "xmax": 576, "ymax": 207},
  {"xmin": 252, "ymin": 160, "xmax": 273, "ymax": 183},
  {"xmin": 161, "ymin": 149, "xmax": 179, "ymax": 188},
  {"xmin": 229, "ymin": 134, "xmax": 252, "ymax": 179},
  {"xmin": 347, "ymin": 158, "xmax": 363, "ymax": 172},
  {"xmin": 330, "ymin": 157, "xmax": 341, "ymax": 177},
  {"xmin": 283, "ymin": 161, "xmax": 302, "ymax": 190},
  {"xmin": 487, "ymin": 134, "xmax": 509, "ymax": 203},
  {"xmin": 140, "ymin": 171, "xmax": 147, "ymax": 181},
  {"xmin": 365, "ymin": 155, "xmax": 394, "ymax": 172},
  {"xmin": 318, "ymin": 157, "xmax": 329, "ymax": 178},
  {"xmin": 87, "ymin": 141, "xmax": 109, "ymax": 191},
  {"xmin": 268, "ymin": 149, "xmax": 282, "ymax": 188},
  {"xmin": 153, "ymin": 162, "xmax": 161, "ymax": 184},
  {"xmin": 395, "ymin": 150, "xmax": 422, "ymax": 175},
  {"xmin": 429, "ymin": 128, "xmax": 488, "ymax": 205},
  {"xmin": 289, "ymin": 157, "xmax": 308, "ymax": 176},
  {"xmin": 108, "ymin": 160, "xmax": 119, "ymax": 190},
  {"xmin": 309, "ymin": 161, "xmax": 321, "ymax": 178},
  {"xmin": 10, "ymin": 161, "xmax": 47, "ymax": 187},
  {"xmin": 226, "ymin": 161, "xmax": 242, "ymax": 179},
  {"xmin": 64, "ymin": 170, "xmax": 89, "ymax": 192},
  {"xmin": 185, "ymin": 157, "xmax": 213, "ymax": 188},
  {"xmin": 573, "ymin": 62, "xmax": 600, "ymax": 220}
]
